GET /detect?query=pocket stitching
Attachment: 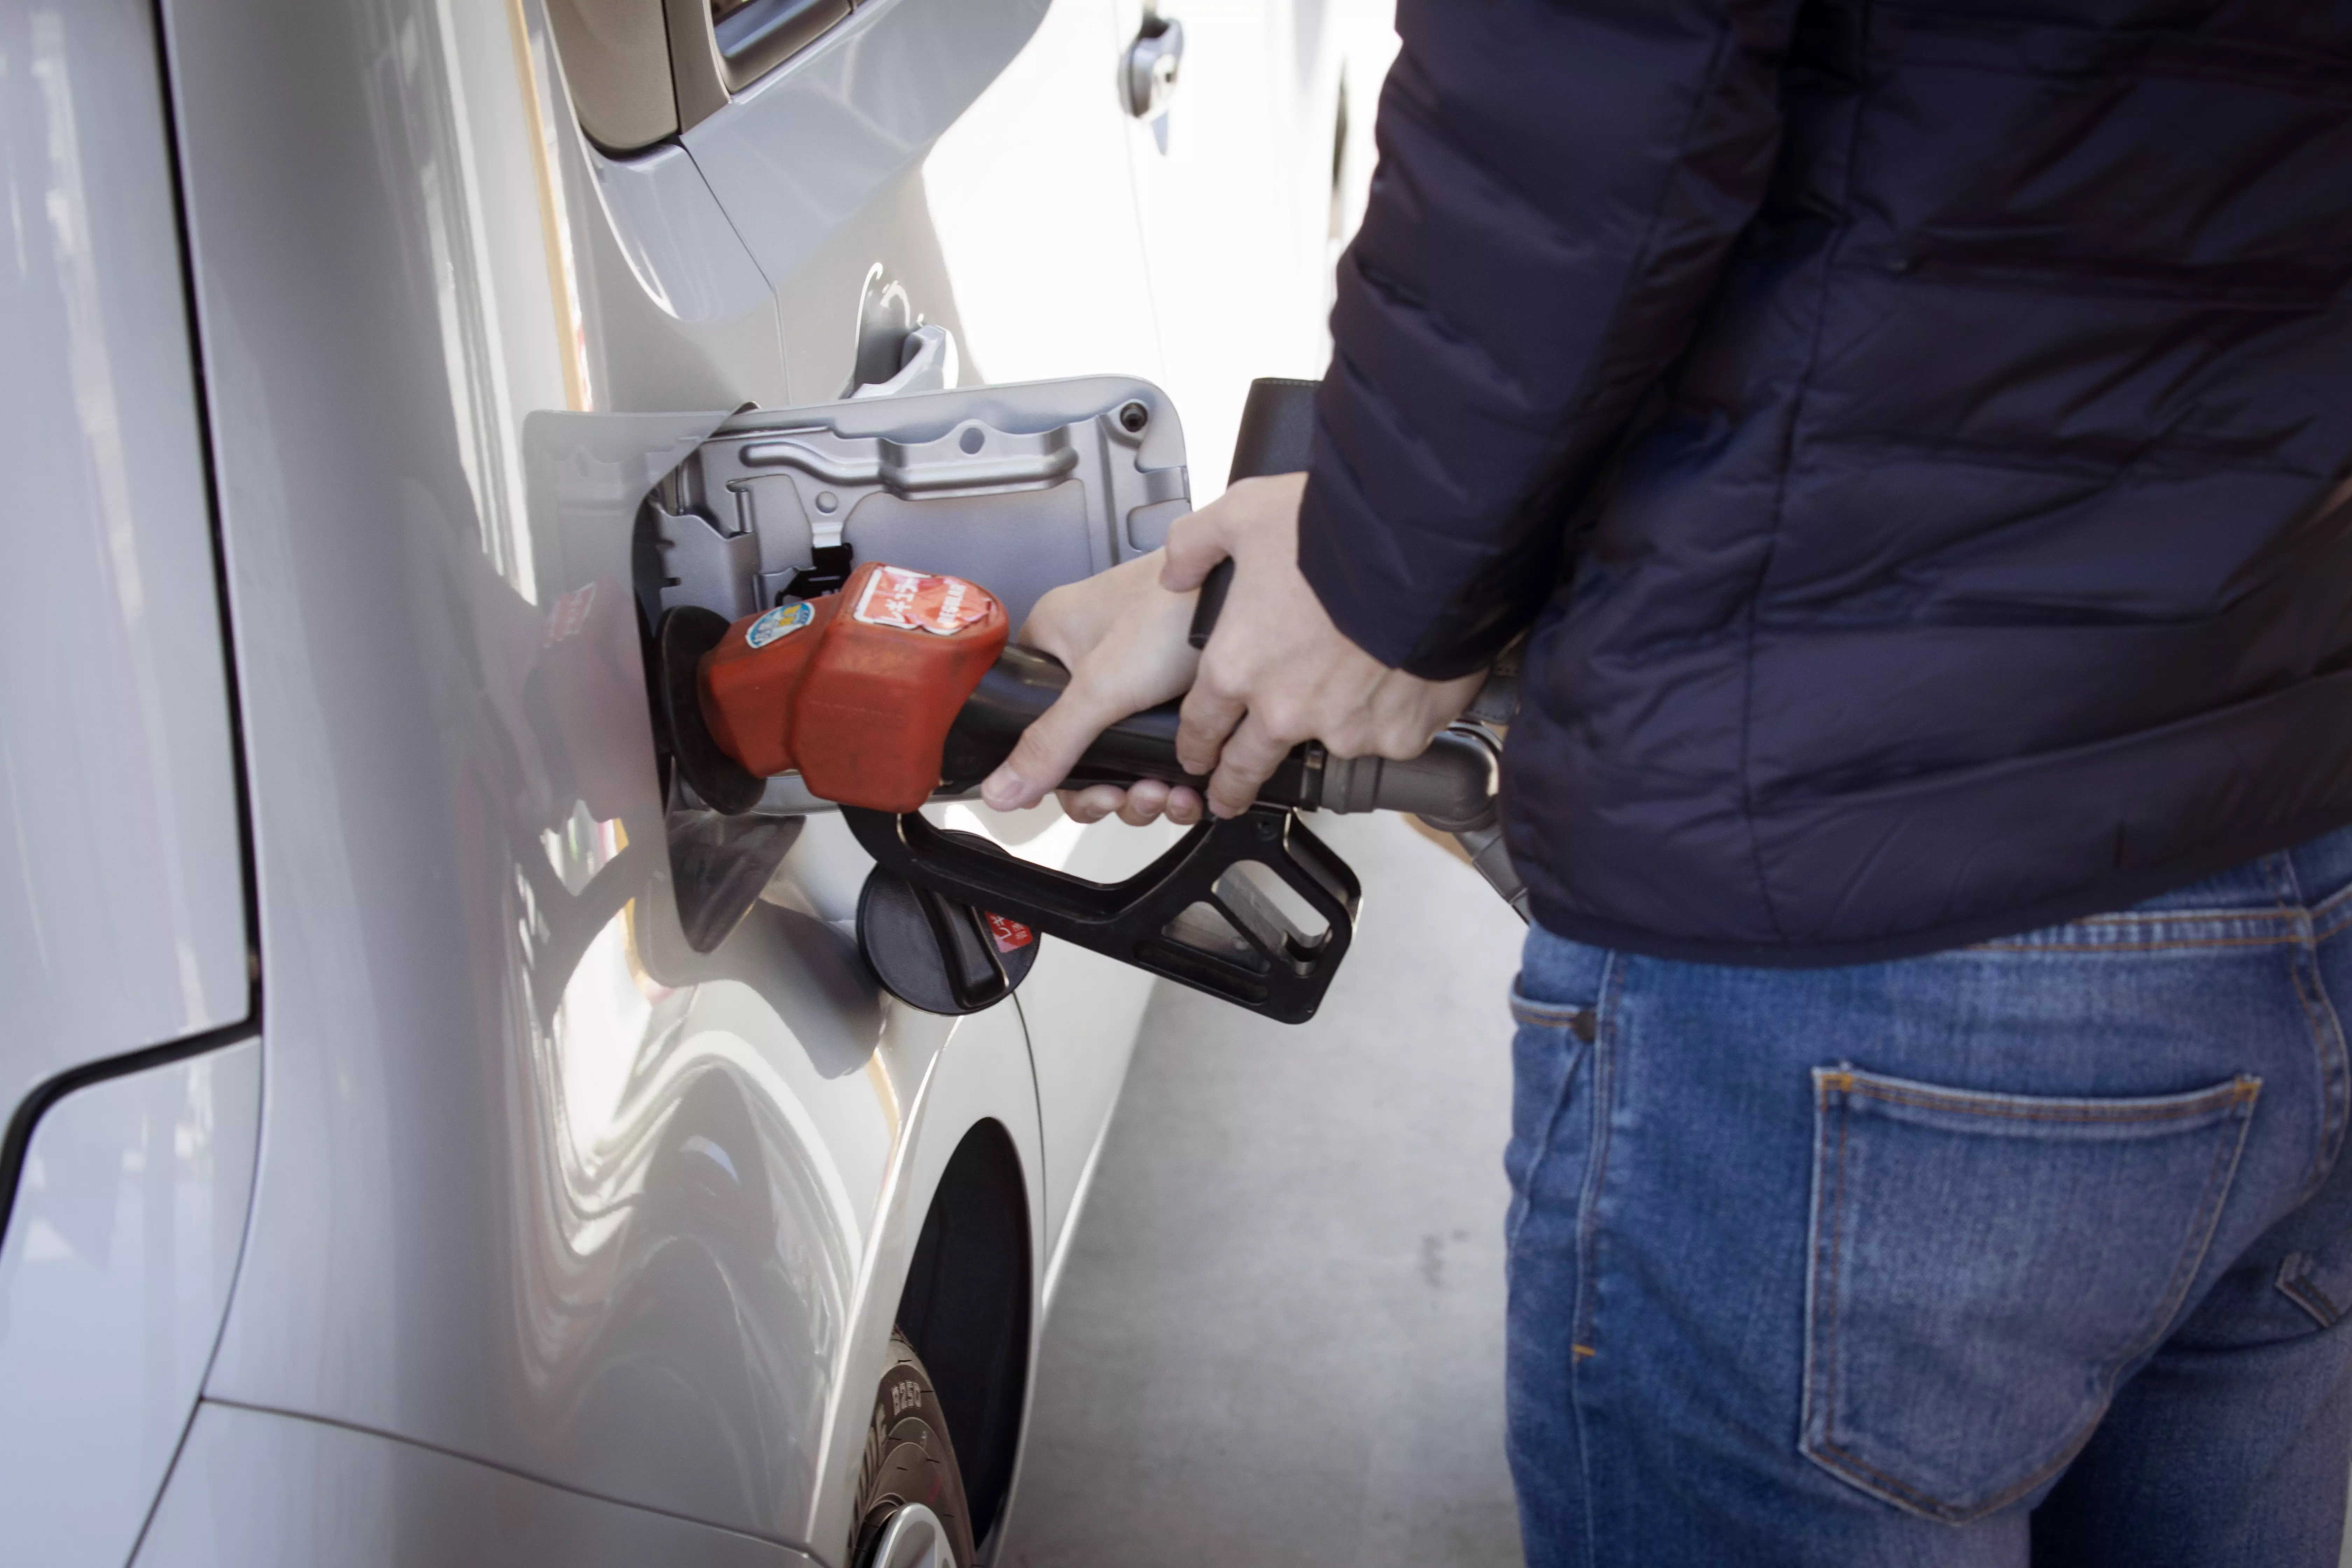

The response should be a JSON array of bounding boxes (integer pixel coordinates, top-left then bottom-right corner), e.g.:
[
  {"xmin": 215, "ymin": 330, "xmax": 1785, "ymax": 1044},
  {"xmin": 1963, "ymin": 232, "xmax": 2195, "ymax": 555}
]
[
  {"xmin": 1830, "ymin": 1073, "xmax": 2258, "ymax": 1125},
  {"xmin": 2277, "ymin": 1253, "xmax": 2345, "ymax": 1329},
  {"xmin": 1803, "ymin": 1070, "xmax": 2261, "ymax": 1522},
  {"xmin": 1510, "ymin": 991, "xmax": 1591, "ymax": 1027},
  {"xmin": 1504, "ymin": 959, "xmax": 1615, "ymax": 1260},
  {"xmin": 1505, "ymin": 1030, "xmax": 1588, "ymax": 1261}
]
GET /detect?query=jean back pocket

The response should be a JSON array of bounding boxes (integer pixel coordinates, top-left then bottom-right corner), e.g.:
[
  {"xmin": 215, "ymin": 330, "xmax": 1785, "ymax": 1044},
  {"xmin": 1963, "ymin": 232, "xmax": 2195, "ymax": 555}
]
[{"xmin": 1803, "ymin": 1067, "xmax": 2260, "ymax": 1521}]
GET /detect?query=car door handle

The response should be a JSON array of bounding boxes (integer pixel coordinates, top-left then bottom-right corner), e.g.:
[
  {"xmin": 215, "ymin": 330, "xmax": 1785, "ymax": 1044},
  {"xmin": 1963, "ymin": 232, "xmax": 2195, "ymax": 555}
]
[{"xmin": 1122, "ymin": 12, "xmax": 1183, "ymax": 119}]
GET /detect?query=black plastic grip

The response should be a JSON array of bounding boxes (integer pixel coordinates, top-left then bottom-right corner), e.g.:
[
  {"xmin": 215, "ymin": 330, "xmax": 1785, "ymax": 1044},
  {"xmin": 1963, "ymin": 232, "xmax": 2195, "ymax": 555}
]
[
  {"xmin": 1187, "ymin": 377, "xmax": 1319, "ymax": 650},
  {"xmin": 846, "ymin": 802, "xmax": 1359, "ymax": 1024},
  {"xmin": 1186, "ymin": 562, "xmax": 1233, "ymax": 652},
  {"xmin": 938, "ymin": 646, "xmax": 1316, "ymax": 805}
]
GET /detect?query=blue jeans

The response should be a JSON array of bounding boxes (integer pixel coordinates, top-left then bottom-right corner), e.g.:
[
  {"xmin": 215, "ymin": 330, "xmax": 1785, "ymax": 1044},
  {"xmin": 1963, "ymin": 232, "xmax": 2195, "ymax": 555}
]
[{"xmin": 1506, "ymin": 827, "xmax": 2352, "ymax": 1567}]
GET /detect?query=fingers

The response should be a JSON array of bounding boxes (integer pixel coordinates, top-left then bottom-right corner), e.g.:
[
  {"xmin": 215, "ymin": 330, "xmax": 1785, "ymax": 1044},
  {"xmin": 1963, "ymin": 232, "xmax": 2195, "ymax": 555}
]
[
  {"xmin": 1116, "ymin": 778, "xmax": 1170, "ymax": 826},
  {"xmin": 1118, "ymin": 782, "xmax": 1206, "ymax": 826},
  {"xmin": 1204, "ymin": 712, "xmax": 1295, "ymax": 819},
  {"xmin": 1158, "ymin": 507, "xmax": 1230, "ymax": 594},
  {"xmin": 1175, "ymin": 676, "xmax": 1247, "ymax": 777},
  {"xmin": 981, "ymin": 686, "xmax": 1114, "ymax": 812},
  {"xmin": 1052, "ymin": 779, "xmax": 1204, "ymax": 827},
  {"xmin": 1059, "ymin": 784, "xmax": 1128, "ymax": 824}
]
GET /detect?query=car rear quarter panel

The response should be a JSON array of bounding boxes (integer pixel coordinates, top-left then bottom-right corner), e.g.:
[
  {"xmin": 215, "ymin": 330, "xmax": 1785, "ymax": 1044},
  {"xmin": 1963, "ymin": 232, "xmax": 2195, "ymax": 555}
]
[{"xmin": 160, "ymin": 0, "xmax": 1048, "ymax": 1553}]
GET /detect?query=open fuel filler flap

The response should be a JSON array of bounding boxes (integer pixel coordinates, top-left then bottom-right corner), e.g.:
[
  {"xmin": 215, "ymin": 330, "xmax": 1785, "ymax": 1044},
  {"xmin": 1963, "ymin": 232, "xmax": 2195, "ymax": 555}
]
[{"xmin": 647, "ymin": 377, "xmax": 1518, "ymax": 1025}]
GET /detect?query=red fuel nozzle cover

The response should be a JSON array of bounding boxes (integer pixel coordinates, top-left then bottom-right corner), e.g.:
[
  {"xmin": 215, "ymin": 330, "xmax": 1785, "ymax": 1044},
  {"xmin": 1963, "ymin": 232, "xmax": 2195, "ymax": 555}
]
[{"xmin": 698, "ymin": 560, "xmax": 1010, "ymax": 812}]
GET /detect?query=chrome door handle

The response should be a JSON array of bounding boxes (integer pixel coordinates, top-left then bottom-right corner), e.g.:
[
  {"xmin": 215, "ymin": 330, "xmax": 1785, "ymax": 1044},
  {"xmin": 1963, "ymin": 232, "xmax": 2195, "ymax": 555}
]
[{"xmin": 1122, "ymin": 12, "xmax": 1183, "ymax": 119}]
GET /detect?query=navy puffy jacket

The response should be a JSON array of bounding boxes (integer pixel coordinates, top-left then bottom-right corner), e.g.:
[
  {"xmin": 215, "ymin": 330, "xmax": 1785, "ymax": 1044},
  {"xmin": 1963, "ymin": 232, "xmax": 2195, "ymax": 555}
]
[{"xmin": 1301, "ymin": 0, "xmax": 2352, "ymax": 964}]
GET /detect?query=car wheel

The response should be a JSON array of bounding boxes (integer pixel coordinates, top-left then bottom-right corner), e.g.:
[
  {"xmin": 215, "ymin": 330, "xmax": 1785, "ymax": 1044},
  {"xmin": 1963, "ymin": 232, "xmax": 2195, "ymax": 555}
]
[{"xmin": 850, "ymin": 1329, "xmax": 978, "ymax": 1568}]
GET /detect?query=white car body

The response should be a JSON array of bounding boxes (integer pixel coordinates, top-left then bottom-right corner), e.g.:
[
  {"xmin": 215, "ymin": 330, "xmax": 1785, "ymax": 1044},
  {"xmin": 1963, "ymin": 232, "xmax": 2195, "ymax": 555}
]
[{"xmin": 0, "ymin": 1, "xmax": 1391, "ymax": 1563}]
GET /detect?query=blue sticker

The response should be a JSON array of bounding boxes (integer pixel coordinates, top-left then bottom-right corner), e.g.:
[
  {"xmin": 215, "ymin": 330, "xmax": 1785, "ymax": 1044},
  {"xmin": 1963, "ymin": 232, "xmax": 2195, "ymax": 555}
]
[{"xmin": 746, "ymin": 601, "xmax": 814, "ymax": 650}]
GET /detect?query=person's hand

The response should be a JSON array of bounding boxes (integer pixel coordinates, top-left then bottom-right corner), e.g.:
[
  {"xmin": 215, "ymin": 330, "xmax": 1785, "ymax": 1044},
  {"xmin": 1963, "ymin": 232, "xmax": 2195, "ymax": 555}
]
[
  {"xmin": 1162, "ymin": 473, "xmax": 1487, "ymax": 818},
  {"xmin": 978, "ymin": 551, "xmax": 1208, "ymax": 826}
]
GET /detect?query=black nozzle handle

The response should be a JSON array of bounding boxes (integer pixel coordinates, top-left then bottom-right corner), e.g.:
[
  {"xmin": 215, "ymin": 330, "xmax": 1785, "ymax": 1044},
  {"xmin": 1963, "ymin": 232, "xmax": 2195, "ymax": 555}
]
[
  {"xmin": 1188, "ymin": 377, "xmax": 1320, "ymax": 650},
  {"xmin": 846, "ymin": 801, "xmax": 1360, "ymax": 1024},
  {"xmin": 939, "ymin": 644, "xmax": 1499, "ymax": 826},
  {"xmin": 939, "ymin": 646, "xmax": 1317, "ymax": 806},
  {"xmin": 1186, "ymin": 560, "xmax": 1234, "ymax": 651}
]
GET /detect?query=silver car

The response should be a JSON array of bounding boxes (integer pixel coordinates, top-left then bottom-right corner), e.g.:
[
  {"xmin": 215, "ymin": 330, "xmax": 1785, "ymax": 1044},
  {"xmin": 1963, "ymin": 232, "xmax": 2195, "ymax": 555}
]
[{"xmin": 0, "ymin": 1, "xmax": 1381, "ymax": 1562}]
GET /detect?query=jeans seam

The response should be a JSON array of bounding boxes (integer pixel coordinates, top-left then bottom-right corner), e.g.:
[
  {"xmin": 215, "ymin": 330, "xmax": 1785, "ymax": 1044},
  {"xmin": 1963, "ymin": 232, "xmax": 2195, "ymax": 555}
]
[
  {"xmin": 1568, "ymin": 953, "xmax": 1626, "ymax": 1568},
  {"xmin": 2278, "ymin": 853, "xmax": 2351, "ymax": 1202},
  {"xmin": 1799, "ymin": 1075, "xmax": 1826, "ymax": 1491},
  {"xmin": 1827, "ymin": 1076, "xmax": 1852, "ymax": 1474},
  {"xmin": 2068, "ymin": 908, "xmax": 2304, "ymax": 925},
  {"xmin": 1971, "ymin": 932, "xmax": 2309, "ymax": 954},
  {"xmin": 2295, "ymin": 945, "xmax": 2352, "ymax": 1203},
  {"xmin": 1570, "ymin": 955, "xmax": 1625, "ymax": 1354},
  {"xmin": 2286, "ymin": 956, "xmax": 2347, "ymax": 1202}
]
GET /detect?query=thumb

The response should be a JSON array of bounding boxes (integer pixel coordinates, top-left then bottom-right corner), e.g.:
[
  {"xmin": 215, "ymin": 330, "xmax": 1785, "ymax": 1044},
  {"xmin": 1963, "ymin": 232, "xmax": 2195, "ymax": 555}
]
[
  {"xmin": 981, "ymin": 686, "xmax": 1113, "ymax": 812},
  {"xmin": 1159, "ymin": 508, "xmax": 1231, "ymax": 594}
]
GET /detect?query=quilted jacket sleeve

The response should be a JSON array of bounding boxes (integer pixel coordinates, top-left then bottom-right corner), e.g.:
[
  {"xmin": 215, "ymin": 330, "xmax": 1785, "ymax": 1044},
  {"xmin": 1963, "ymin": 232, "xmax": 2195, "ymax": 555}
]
[{"xmin": 1299, "ymin": 0, "xmax": 1803, "ymax": 677}]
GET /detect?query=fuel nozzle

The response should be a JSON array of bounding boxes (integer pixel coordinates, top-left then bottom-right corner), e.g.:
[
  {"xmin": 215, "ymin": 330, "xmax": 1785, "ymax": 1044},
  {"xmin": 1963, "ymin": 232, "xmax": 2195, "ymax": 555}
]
[
  {"xmin": 665, "ymin": 576, "xmax": 1508, "ymax": 850},
  {"xmin": 695, "ymin": 560, "xmax": 1009, "ymax": 812},
  {"xmin": 653, "ymin": 565, "xmax": 1509, "ymax": 1025},
  {"xmin": 648, "ymin": 377, "xmax": 1519, "ymax": 1023}
]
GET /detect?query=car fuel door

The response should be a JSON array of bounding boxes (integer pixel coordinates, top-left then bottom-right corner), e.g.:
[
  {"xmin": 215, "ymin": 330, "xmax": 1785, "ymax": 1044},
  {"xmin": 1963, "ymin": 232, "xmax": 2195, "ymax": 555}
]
[
  {"xmin": 639, "ymin": 374, "xmax": 1191, "ymax": 948},
  {"xmin": 646, "ymin": 376, "xmax": 1187, "ymax": 638}
]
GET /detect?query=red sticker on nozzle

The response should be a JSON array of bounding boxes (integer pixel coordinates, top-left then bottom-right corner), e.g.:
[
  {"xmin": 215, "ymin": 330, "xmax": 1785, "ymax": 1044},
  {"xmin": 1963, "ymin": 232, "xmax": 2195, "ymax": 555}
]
[
  {"xmin": 852, "ymin": 566, "xmax": 995, "ymax": 636},
  {"xmin": 983, "ymin": 912, "xmax": 1035, "ymax": 953}
]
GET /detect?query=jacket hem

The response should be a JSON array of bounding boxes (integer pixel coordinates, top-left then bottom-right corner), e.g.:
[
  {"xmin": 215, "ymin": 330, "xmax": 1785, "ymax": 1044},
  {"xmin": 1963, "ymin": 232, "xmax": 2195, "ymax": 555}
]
[{"xmin": 1525, "ymin": 805, "xmax": 2352, "ymax": 969}]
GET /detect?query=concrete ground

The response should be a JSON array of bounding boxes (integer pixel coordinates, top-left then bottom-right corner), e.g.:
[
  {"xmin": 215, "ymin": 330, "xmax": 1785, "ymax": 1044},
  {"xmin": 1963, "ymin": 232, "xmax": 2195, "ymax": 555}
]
[{"xmin": 1005, "ymin": 812, "xmax": 1528, "ymax": 1568}]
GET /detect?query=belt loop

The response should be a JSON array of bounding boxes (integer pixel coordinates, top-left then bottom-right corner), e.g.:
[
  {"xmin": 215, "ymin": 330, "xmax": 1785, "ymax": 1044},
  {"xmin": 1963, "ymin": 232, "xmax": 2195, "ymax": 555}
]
[{"xmin": 2271, "ymin": 849, "xmax": 2306, "ymax": 915}]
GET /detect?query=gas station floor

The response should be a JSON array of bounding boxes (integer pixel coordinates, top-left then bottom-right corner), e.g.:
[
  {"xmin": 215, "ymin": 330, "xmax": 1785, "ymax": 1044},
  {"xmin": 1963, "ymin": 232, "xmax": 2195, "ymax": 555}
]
[{"xmin": 1006, "ymin": 812, "xmax": 1528, "ymax": 1567}]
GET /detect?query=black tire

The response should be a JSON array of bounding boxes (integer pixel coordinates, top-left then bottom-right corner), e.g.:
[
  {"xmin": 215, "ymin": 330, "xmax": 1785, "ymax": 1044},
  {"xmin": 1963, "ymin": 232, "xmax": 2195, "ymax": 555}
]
[{"xmin": 849, "ymin": 1329, "xmax": 978, "ymax": 1568}]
